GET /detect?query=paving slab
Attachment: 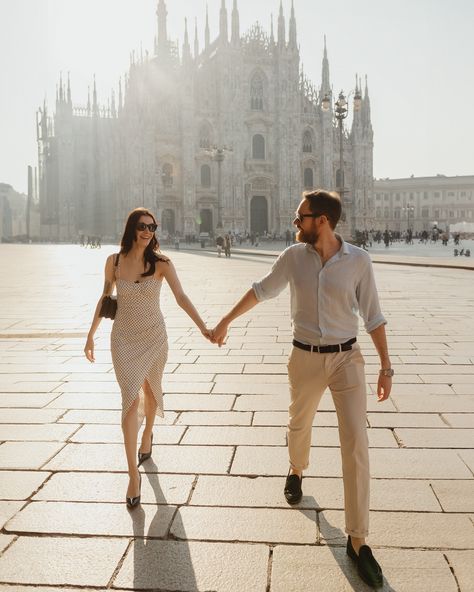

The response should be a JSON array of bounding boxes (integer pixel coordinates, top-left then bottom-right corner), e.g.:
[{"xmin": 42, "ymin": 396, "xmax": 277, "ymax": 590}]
[
  {"xmin": 320, "ymin": 510, "xmax": 474, "ymax": 549},
  {"xmin": 0, "ymin": 424, "xmax": 78, "ymax": 441},
  {"xmin": 191, "ymin": 475, "xmax": 441, "ymax": 512},
  {"xmin": 0, "ymin": 502, "xmax": 24, "ymax": 529},
  {"xmin": 33, "ymin": 472, "xmax": 194, "ymax": 505},
  {"xmin": 71, "ymin": 424, "xmax": 185, "ymax": 444},
  {"xmin": 170, "ymin": 506, "xmax": 316, "ymax": 543},
  {"xmin": 442, "ymin": 413, "xmax": 474, "ymax": 427},
  {"xmin": 5, "ymin": 501, "xmax": 176, "ymax": 537},
  {"xmin": 367, "ymin": 412, "xmax": 447, "ymax": 428},
  {"xmin": 445, "ymin": 551, "xmax": 474, "ymax": 592},
  {"xmin": 271, "ymin": 546, "xmax": 458, "ymax": 592},
  {"xmin": 58, "ymin": 409, "xmax": 178, "ymax": 424},
  {"xmin": 114, "ymin": 540, "xmax": 269, "ymax": 592},
  {"xmin": 395, "ymin": 428, "xmax": 474, "ymax": 448},
  {"xmin": 0, "ymin": 536, "xmax": 128, "ymax": 586},
  {"xmin": 182, "ymin": 425, "xmax": 286, "ymax": 445},
  {"xmin": 176, "ymin": 411, "xmax": 252, "ymax": 425},
  {"xmin": 44, "ymin": 443, "xmax": 233, "ymax": 473},
  {"xmin": 0, "ymin": 471, "xmax": 50, "ymax": 500},
  {"xmin": 430, "ymin": 480, "xmax": 474, "ymax": 512},
  {"xmin": 0, "ymin": 442, "xmax": 64, "ymax": 470},
  {"xmin": 254, "ymin": 410, "xmax": 339, "ymax": 426}
]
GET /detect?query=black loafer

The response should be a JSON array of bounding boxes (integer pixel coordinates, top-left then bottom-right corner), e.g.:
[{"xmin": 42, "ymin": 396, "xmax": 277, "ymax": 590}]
[
  {"xmin": 347, "ymin": 536, "xmax": 383, "ymax": 589},
  {"xmin": 284, "ymin": 471, "xmax": 303, "ymax": 505}
]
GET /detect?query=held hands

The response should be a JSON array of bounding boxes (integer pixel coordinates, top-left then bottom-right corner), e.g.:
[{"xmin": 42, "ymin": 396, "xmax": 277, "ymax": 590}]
[{"xmin": 200, "ymin": 319, "xmax": 229, "ymax": 347}]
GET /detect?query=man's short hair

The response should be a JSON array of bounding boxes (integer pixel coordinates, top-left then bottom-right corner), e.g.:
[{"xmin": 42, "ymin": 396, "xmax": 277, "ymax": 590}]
[{"xmin": 303, "ymin": 189, "xmax": 342, "ymax": 229}]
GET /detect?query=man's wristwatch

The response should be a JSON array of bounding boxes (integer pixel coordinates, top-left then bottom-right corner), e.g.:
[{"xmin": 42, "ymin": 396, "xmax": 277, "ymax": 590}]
[{"xmin": 379, "ymin": 368, "xmax": 395, "ymax": 377}]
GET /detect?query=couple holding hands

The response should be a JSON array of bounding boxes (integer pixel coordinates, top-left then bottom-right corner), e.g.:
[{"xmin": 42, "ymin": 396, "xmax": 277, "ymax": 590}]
[{"xmin": 84, "ymin": 189, "xmax": 392, "ymax": 589}]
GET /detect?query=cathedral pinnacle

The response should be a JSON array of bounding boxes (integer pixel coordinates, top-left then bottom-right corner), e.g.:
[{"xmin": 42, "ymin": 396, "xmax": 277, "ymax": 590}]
[
  {"xmin": 320, "ymin": 35, "xmax": 331, "ymax": 101},
  {"xmin": 156, "ymin": 0, "xmax": 168, "ymax": 52},
  {"xmin": 289, "ymin": 0, "xmax": 297, "ymax": 50},
  {"xmin": 194, "ymin": 18, "xmax": 199, "ymax": 58},
  {"xmin": 231, "ymin": 0, "xmax": 240, "ymax": 46},
  {"xmin": 182, "ymin": 18, "xmax": 191, "ymax": 63},
  {"xmin": 220, "ymin": 0, "xmax": 228, "ymax": 45},
  {"xmin": 205, "ymin": 4, "xmax": 210, "ymax": 49},
  {"xmin": 278, "ymin": 1, "xmax": 285, "ymax": 49}
]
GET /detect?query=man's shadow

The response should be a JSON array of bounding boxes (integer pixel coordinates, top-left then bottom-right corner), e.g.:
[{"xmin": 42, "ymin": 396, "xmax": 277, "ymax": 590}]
[
  {"xmin": 127, "ymin": 457, "xmax": 204, "ymax": 591},
  {"xmin": 298, "ymin": 498, "xmax": 398, "ymax": 591}
]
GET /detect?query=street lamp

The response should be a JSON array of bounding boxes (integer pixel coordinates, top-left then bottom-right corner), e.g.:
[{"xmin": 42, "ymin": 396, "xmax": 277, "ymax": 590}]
[
  {"xmin": 402, "ymin": 203, "xmax": 415, "ymax": 232},
  {"xmin": 205, "ymin": 145, "xmax": 232, "ymax": 229},
  {"xmin": 322, "ymin": 89, "xmax": 361, "ymax": 237}
]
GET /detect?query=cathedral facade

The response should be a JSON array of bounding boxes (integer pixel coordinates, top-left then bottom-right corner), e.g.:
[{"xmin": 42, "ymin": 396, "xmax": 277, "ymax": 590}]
[{"xmin": 36, "ymin": 0, "xmax": 374, "ymax": 241}]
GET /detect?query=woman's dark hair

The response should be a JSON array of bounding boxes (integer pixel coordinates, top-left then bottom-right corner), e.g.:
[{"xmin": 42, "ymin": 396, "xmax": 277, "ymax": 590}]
[
  {"xmin": 120, "ymin": 207, "xmax": 169, "ymax": 277},
  {"xmin": 304, "ymin": 189, "xmax": 342, "ymax": 229}
]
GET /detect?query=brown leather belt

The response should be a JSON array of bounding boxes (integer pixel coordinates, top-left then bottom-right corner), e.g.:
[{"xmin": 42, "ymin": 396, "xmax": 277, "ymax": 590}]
[{"xmin": 292, "ymin": 337, "xmax": 357, "ymax": 353}]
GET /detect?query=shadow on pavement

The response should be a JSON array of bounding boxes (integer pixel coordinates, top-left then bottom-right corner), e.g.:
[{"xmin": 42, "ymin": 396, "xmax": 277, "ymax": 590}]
[
  {"xmin": 127, "ymin": 458, "xmax": 202, "ymax": 591},
  {"xmin": 297, "ymin": 503, "xmax": 398, "ymax": 592}
]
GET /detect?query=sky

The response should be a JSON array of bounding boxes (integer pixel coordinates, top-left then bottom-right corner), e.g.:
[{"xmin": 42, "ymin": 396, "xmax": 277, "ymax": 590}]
[{"xmin": 1, "ymin": 0, "xmax": 473, "ymax": 194}]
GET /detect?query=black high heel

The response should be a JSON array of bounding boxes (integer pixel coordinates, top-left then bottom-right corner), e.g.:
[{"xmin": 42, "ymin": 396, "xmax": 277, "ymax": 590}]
[
  {"xmin": 138, "ymin": 432, "xmax": 153, "ymax": 467},
  {"xmin": 126, "ymin": 472, "xmax": 142, "ymax": 509}
]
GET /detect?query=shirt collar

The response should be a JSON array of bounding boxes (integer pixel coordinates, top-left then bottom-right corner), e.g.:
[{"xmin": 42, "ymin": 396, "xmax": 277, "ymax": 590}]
[{"xmin": 305, "ymin": 233, "xmax": 349, "ymax": 257}]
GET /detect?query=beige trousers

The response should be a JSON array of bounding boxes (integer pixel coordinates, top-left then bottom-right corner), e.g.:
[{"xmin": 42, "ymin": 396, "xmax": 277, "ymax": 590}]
[{"xmin": 287, "ymin": 344, "xmax": 369, "ymax": 538}]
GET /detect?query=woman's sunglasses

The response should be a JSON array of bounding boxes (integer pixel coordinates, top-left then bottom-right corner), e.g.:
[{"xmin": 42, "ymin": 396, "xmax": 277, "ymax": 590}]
[{"xmin": 136, "ymin": 222, "xmax": 158, "ymax": 232}]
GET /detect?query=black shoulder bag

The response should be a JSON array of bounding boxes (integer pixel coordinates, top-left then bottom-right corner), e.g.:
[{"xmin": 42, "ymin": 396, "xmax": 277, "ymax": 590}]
[{"xmin": 99, "ymin": 253, "xmax": 119, "ymax": 320}]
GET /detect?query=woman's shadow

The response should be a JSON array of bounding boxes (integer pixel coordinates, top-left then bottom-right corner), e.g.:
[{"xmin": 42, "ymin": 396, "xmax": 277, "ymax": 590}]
[
  {"xmin": 126, "ymin": 457, "xmax": 211, "ymax": 591},
  {"xmin": 299, "ymin": 499, "xmax": 398, "ymax": 592}
]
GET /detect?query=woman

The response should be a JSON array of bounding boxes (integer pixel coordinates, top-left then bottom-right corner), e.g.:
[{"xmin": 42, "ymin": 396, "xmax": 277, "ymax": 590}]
[{"xmin": 84, "ymin": 208, "xmax": 210, "ymax": 508}]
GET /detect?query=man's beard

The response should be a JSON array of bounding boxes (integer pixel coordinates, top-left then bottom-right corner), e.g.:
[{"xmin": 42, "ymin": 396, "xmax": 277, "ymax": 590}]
[{"xmin": 296, "ymin": 227, "xmax": 319, "ymax": 244}]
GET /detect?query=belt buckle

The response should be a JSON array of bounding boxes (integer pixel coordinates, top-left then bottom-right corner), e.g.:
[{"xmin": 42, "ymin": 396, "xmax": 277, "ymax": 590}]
[
  {"xmin": 337, "ymin": 344, "xmax": 342, "ymax": 352},
  {"xmin": 311, "ymin": 344, "xmax": 319, "ymax": 353}
]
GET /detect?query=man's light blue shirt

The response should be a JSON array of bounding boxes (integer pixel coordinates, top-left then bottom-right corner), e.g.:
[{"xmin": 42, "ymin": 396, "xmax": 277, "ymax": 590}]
[{"xmin": 252, "ymin": 237, "xmax": 387, "ymax": 346}]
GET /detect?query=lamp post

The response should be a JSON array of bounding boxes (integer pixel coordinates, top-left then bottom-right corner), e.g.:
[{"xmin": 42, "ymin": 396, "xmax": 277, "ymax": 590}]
[
  {"xmin": 402, "ymin": 203, "xmax": 415, "ymax": 231},
  {"xmin": 322, "ymin": 89, "xmax": 361, "ymax": 238},
  {"xmin": 206, "ymin": 145, "xmax": 232, "ymax": 229}
]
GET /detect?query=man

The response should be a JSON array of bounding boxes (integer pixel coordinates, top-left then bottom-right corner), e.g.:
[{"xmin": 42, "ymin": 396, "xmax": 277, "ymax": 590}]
[
  {"xmin": 216, "ymin": 234, "xmax": 224, "ymax": 257},
  {"xmin": 211, "ymin": 189, "xmax": 392, "ymax": 588}
]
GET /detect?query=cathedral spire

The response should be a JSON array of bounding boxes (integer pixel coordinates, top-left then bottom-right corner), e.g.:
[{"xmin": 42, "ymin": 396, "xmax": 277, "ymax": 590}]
[
  {"xmin": 92, "ymin": 75, "xmax": 98, "ymax": 116},
  {"xmin": 194, "ymin": 18, "xmax": 199, "ymax": 58},
  {"xmin": 270, "ymin": 13, "xmax": 275, "ymax": 46},
  {"xmin": 59, "ymin": 72, "xmax": 64, "ymax": 102},
  {"xmin": 320, "ymin": 35, "xmax": 331, "ymax": 100},
  {"xmin": 118, "ymin": 78, "xmax": 123, "ymax": 114},
  {"xmin": 278, "ymin": 1, "xmax": 285, "ymax": 49},
  {"xmin": 288, "ymin": 0, "xmax": 297, "ymax": 50},
  {"xmin": 156, "ymin": 0, "xmax": 168, "ymax": 52},
  {"xmin": 87, "ymin": 86, "xmax": 91, "ymax": 116},
  {"xmin": 182, "ymin": 18, "xmax": 192, "ymax": 64},
  {"xmin": 205, "ymin": 4, "xmax": 210, "ymax": 48},
  {"xmin": 67, "ymin": 72, "xmax": 71, "ymax": 105},
  {"xmin": 111, "ymin": 89, "xmax": 116, "ymax": 118},
  {"xmin": 351, "ymin": 73, "xmax": 362, "ymax": 135},
  {"xmin": 231, "ymin": 0, "xmax": 240, "ymax": 46},
  {"xmin": 362, "ymin": 74, "xmax": 372, "ymax": 127},
  {"xmin": 220, "ymin": 0, "xmax": 228, "ymax": 45}
]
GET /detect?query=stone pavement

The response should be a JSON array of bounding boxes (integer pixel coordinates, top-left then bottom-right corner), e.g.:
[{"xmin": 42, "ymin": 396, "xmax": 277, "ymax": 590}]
[{"xmin": 0, "ymin": 243, "xmax": 473, "ymax": 591}]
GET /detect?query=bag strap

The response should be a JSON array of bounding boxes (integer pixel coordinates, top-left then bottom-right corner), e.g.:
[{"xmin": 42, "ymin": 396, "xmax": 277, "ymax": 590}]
[{"xmin": 114, "ymin": 253, "xmax": 120, "ymax": 280}]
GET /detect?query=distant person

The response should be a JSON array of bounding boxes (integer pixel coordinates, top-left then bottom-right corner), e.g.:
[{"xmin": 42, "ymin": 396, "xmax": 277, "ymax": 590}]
[
  {"xmin": 285, "ymin": 229, "xmax": 292, "ymax": 246},
  {"xmin": 84, "ymin": 208, "xmax": 211, "ymax": 508},
  {"xmin": 383, "ymin": 229, "xmax": 390, "ymax": 248},
  {"xmin": 216, "ymin": 234, "xmax": 224, "ymax": 257},
  {"xmin": 224, "ymin": 233, "xmax": 231, "ymax": 258}
]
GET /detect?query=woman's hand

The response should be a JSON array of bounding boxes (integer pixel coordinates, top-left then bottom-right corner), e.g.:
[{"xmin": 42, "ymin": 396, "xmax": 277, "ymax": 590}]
[
  {"xmin": 201, "ymin": 327, "xmax": 213, "ymax": 341},
  {"xmin": 84, "ymin": 336, "xmax": 95, "ymax": 362}
]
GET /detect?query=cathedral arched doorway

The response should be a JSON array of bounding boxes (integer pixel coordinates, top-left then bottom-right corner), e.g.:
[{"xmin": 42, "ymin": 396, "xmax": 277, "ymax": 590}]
[
  {"xmin": 162, "ymin": 209, "xmax": 175, "ymax": 236},
  {"xmin": 250, "ymin": 196, "xmax": 268, "ymax": 234},
  {"xmin": 199, "ymin": 209, "xmax": 213, "ymax": 233}
]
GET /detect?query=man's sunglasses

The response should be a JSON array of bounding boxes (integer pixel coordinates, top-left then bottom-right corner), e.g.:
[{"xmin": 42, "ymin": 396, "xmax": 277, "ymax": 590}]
[
  {"xmin": 294, "ymin": 212, "xmax": 322, "ymax": 223},
  {"xmin": 136, "ymin": 222, "xmax": 158, "ymax": 232}
]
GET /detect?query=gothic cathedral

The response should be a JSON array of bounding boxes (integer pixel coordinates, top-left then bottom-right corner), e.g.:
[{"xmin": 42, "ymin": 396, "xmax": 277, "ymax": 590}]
[{"xmin": 36, "ymin": 0, "xmax": 374, "ymax": 240}]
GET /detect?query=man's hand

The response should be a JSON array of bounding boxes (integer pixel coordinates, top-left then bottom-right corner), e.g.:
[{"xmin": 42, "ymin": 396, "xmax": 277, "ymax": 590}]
[
  {"xmin": 377, "ymin": 374, "xmax": 392, "ymax": 401},
  {"xmin": 212, "ymin": 319, "xmax": 229, "ymax": 347}
]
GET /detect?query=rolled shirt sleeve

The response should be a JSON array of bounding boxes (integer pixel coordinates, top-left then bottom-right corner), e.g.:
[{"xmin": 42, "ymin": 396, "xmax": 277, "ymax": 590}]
[
  {"xmin": 252, "ymin": 250, "xmax": 289, "ymax": 302},
  {"xmin": 357, "ymin": 256, "xmax": 387, "ymax": 333}
]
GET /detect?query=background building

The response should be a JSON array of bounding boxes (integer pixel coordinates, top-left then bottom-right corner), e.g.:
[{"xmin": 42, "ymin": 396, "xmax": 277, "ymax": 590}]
[
  {"xmin": 0, "ymin": 183, "xmax": 27, "ymax": 241},
  {"xmin": 36, "ymin": 0, "xmax": 374, "ymax": 241},
  {"xmin": 373, "ymin": 175, "xmax": 474, "ymax": 234}
]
